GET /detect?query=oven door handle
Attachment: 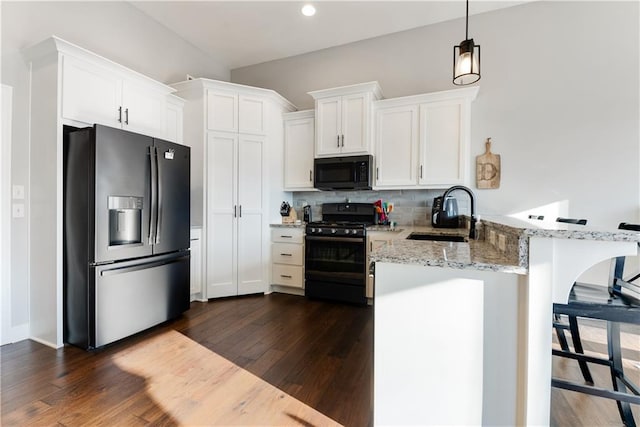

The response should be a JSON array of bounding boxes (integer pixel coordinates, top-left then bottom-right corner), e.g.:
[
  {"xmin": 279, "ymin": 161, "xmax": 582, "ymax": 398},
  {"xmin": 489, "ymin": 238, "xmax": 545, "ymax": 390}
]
[{"xmin": 305, "ymin": 236, "xmax": 365, "ymax": 243}]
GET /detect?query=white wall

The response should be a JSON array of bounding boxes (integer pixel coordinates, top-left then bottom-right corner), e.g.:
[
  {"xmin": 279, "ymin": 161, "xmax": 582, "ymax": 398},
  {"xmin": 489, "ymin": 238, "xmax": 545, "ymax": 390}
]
[
  {"xmin": 232, "ymin": 1, "xmax": 640, "ymax": 228},
  {"xmin": 0, "ymin": 1, "xmax": 229, "ymax": 342}
]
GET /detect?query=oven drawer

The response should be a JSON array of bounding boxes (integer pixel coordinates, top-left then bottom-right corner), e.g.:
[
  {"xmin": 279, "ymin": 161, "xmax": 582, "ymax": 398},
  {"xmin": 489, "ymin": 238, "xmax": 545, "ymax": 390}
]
[
  {"xmin": 272, "ymin": 243, "xmax": 303, "ymax": 265},
  {"xmin": 272, "ymin": 264, "xmax": 303, "ymax": 288},
  {"xmin": 271, "ymin": 228, "xmax": 304, "ymax": 244}
]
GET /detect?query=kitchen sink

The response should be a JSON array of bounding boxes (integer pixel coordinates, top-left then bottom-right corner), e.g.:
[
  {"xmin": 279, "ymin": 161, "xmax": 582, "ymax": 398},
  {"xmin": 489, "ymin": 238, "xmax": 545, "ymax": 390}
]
[{"xmin": 406, "ymin": 233, "xmax": 467, "ymax": 242}]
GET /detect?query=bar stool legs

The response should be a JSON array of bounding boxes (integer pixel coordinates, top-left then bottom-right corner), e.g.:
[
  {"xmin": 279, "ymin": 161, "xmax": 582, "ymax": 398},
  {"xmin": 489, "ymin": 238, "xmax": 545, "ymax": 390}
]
[{"xmin": 608, "ymin": 321, "xmax": 637, "ymax": 427}]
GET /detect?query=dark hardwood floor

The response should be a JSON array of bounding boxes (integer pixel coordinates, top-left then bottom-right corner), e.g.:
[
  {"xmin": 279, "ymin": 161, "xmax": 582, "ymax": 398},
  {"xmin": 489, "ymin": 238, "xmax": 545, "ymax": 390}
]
[{"xmin": 1, "ymin": 293, "xmax": 638, "ymax": 426}]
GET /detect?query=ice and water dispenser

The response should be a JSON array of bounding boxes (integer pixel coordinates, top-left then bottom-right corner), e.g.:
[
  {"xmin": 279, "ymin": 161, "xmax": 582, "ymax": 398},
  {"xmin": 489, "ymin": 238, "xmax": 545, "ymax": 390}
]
[{"xmin": 108, "ymin": 196, "xmax": 143, "ymax": 246}]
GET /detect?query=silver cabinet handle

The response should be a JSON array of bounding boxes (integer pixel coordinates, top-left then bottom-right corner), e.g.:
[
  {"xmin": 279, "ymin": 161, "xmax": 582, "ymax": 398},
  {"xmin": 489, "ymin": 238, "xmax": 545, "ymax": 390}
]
[
  {"xmin": 420, "ymin": 165, "xmax": 423, "ymax": 179},
  {"xmin": 376, "ymin": 167, "xmax": 379, "ymax": 180},
  {"xmin": 125, "ymin": 108, "xmax": 129, "ymax": 125},
  {"xmin": 280, "ymin": 235, "xmax": 293, "ymax": 238},
  {"xmin": 280, "ymin": 253, "xmax": 292, "ymax": 256},
  {"xmin": 239, "ymin": 205, "xmax": 242, "ymax": 217},
  {"xmin": 309, "ymin": 170, "xmax": 312, "ymax": 182},
  {"xmin": 337, "ymin": 135, "xmax": 340, "ymax": 147},
  {"xmin": 234, "ymin": 205, "xmax": 237, "ymax": 218},
  {"xmin": 118, "ymin": 106, "xmax": 123, "ymax": 123},
  {"xmin": 341, "ymin": 134, "xmax": 344, "ymax": 147},
  {"xmin": 280, "ymin": 274, "xmax": 293, "ymax": 279}
]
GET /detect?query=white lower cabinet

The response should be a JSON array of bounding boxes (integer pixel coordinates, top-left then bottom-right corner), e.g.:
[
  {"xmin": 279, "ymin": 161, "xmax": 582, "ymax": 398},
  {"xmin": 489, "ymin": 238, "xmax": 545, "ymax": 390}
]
[
  {"xmin": 271, "ymin": 227, "xmax": 304, "ymax": 289},
  {"xmin": 367, "ymin": 231, "xmax": 402, "ymax": 299},
  {"xmin": 207, "ymin": 131, "xmax": 266, "ymax": 298}
]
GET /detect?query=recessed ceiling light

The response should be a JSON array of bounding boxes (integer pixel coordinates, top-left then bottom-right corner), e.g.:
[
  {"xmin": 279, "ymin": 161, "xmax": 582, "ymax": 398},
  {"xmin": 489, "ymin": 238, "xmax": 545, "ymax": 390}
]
[{"xmin": 301, "ymin": 4, "xmax": 316, "ymax": 17}]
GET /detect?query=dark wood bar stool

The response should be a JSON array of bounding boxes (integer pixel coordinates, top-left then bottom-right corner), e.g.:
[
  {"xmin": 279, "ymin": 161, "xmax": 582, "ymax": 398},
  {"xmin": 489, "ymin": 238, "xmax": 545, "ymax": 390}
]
[
  {"xmin": 552, "ymin": 222, "xmax": 640, "ymax": 427},
  {"xmin": 552, "ymin": 217, "xmax": 592, "ymax": 384}
]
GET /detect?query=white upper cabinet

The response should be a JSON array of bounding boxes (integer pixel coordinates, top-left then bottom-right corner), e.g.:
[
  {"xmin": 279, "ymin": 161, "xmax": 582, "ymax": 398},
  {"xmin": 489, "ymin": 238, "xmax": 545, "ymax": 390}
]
[
  {"xmin": 309, "ymin": 81, "xmax": 382, "ymax": 157},
  {"xmin": 61, "ymin": 54, "xmax": 122, "ymax": 128},
  {"xmin": 373, "ymin": 86, "xmax": 478, "ymax": 190},
  {"xmin": 374, "ymin": 104, "xmax": 419, "ymax": 188},
  {"xmin": 58, "ymin": 46, "xmax": 173, "ymax": 140},
  {"xmin": 121, "ymin": 79, "xmax": 167, "ymax": 138},
  {"xmin": 207, "ymin": 90, "xmax": 266, "ymax": 135},
  {"xmin": 165, "ymin": 95, "xmax": 185, "ymax": 144},
  {"xmin": 419, "ymin": 101, "xmax": 465, "ymax": 187},
  {"xmin": 283, "ymin": 110, "xmax": 315, "ymax": 191}
]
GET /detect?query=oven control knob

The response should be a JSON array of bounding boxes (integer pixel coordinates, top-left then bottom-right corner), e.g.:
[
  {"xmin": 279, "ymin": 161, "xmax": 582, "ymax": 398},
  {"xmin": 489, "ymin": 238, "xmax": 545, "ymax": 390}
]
[
  {"xmin": 344, "ymin": 229, "xmax": 350, "ymax": 235},
  {"xmin": 317, "ymin": 228, "xmax": 322, "ymax": 233},
  {"xmin": 331, "ymin": 229, "xmax": 337, "ymax": 234},
  {"xmin": 310, "ymin": 228, "xmax": 316, "ymax": 233}
]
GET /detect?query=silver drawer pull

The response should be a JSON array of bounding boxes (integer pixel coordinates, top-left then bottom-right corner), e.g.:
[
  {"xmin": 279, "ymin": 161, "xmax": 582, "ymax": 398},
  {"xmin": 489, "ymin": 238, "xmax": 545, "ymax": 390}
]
[
  {"xmin": 280, "ymin": 253, "xmax": 292, "ymax": 256},
  {"xmin": 280, "ymin": 235, "xmax": 293, "ymax": 238},
  {"xmin": 280, "ymin": 274, "xmax": 293, "ymax": 279}
]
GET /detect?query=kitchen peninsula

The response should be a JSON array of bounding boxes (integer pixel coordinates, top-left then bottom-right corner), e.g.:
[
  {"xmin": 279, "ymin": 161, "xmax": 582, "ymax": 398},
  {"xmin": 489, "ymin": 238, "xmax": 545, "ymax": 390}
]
[{"xmin": 370, "ymin": 217, "xmax": 640, "ymax": 426}]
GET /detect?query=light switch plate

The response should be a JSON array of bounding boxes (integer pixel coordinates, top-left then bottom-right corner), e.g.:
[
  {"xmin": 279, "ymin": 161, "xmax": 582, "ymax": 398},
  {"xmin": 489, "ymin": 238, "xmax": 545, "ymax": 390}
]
[
  {"xmin": 12, "ymin": 203, "xmax": 24, "ymax": 218},
  {"xmin": 12, "ymin": 185, "xmax": 24, "ymax": 199}
]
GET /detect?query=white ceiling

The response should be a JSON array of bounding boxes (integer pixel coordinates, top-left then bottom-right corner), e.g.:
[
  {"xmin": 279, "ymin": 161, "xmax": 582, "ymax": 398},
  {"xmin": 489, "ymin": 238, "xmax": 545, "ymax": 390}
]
[{"xmin": 129, "ymin": 1, "xmax": 528, "ymax": 70}]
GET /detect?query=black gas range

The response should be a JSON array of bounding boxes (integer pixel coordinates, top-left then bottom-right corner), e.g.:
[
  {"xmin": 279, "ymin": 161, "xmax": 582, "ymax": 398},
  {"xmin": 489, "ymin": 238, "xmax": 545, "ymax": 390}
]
[{"xmin": 305, "ymin": 203, "xmax": 375, "ymax": 305}]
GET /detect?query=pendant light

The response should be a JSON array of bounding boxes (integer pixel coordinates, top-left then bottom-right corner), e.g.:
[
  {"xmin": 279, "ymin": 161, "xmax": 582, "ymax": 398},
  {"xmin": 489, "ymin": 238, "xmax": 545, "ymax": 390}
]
[{"xmin": 453, "ymin": 0, "xmax": 481, "ymax": 85}]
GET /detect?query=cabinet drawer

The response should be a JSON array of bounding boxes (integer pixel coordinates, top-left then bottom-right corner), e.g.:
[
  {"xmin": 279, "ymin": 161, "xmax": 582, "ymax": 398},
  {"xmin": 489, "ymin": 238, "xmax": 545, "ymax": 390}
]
[
  {"xmin": 272, "ymin": 264, "xmax": 303, "ymax": 288},
  {"xmin": 272, "ymin": 243, "xmax": 303, "ymax": 265},
  {"xmin": 271, "ymin": 228, "xmax": 304, "ymax": 244}
]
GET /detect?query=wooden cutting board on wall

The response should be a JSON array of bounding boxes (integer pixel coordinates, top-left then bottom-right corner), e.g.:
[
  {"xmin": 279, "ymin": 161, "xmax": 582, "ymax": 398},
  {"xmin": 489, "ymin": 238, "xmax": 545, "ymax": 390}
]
[{"xmin": 476, "ymin": 138, "xmax": 501, "ymax": 189}]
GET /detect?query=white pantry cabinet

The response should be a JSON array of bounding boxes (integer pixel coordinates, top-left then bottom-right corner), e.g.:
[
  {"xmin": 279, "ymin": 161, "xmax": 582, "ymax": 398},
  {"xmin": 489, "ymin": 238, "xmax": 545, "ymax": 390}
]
[
  {"xmin": 171, "ymin": 78, "xmax": 296, "ymax": 300},
  {"xmin": 207, "ymin": 90, "xmax": 266, "ymax": 135},
  {"xmin": 373, "ymin": 87, "xmax": 479, "ymax": 189},
  {"xmin": 60, "ymin": 48, "xmax": 173, "ymax": 140},
  {"xmin": 22, "ymin": 36, "xmax": 183, "ymax": 348},
  {"xmin": 283, "ymin": 110, "xmax": 315, "ymax": 191},
  {"xmin": 309, "ymin": 81, "xmax": 383, "ymax": 157},
  {"xmin": 207, "ymin": 132, "xmax": 266, "ymax": 297}
]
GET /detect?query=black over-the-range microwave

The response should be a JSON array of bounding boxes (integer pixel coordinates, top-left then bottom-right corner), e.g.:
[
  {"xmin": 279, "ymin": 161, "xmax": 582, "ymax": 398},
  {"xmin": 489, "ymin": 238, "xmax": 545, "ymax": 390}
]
[{"xmin": 314, "ymin": 155, "xmax": 373, "ymax": 190}]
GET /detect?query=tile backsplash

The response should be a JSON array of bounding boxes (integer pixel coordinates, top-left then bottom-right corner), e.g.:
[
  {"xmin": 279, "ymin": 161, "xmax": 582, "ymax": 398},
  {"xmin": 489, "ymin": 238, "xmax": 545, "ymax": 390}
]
[{"xmin": 291, "ymin": 189, "xmax": 472, "ymax": 226}]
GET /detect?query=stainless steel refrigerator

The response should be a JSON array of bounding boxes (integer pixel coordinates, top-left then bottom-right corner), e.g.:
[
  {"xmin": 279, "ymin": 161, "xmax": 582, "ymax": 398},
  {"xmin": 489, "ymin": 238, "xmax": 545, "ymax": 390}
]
[{"xmin": 64, "ymin": 124, "xmax": 190, "ymax": 349}]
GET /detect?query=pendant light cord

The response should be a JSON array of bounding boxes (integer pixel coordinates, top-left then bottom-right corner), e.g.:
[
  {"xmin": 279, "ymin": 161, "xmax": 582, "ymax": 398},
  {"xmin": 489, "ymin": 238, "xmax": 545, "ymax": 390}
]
[{"xmin": 465, "ymin": 0, "xmax": 469, "ymax": 40}]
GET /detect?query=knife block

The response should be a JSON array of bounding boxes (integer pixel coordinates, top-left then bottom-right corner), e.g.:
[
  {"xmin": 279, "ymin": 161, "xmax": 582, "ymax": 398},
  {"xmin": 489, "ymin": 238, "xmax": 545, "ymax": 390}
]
[{"xmin": 281, "ymin": 208, "xmax": 298, "ymax": 224}]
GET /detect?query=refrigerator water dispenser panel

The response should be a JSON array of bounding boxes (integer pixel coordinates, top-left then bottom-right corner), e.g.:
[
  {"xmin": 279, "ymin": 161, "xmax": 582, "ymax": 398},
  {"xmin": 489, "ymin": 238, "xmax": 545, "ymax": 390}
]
[{"xmin": 108, "ymin": 196, "xmax": 143, "ymax": 246}]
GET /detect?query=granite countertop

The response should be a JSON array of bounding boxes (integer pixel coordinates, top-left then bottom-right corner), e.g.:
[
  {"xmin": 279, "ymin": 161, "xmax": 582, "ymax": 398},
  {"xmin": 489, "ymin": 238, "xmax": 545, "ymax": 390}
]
[
  {"xmin": 481, "ymin": 215, "xmax": 640, "ymax": 242},
  {"xmin": 369, "ymin": 216, "xmax": 640, "ymax": 274},
  {"xmin": 369, "ymin": 225, "xmax": 527, "ymax": 275},
  {"xmin": 270, "ymin": 223, "xmax": 305, "ymax": 228}
]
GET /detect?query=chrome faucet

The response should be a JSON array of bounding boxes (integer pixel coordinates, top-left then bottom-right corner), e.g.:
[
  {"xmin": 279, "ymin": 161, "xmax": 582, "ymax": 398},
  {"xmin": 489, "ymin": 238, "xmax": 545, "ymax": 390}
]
[{"xmin": 442, "ymin": 185, "xmax": 477, "ymax": 239}]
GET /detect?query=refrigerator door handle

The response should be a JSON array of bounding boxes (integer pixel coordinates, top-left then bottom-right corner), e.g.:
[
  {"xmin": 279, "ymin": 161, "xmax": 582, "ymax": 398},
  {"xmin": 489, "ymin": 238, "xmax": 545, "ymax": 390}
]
[
  {"xmin": 155, "ymin": 147, "xmax": 162, "ymax": 244},
  {"xmin": 100, "ymin": 257, "xmax": 187, "ymax": 277},
  {"xmin": 149, "ymin": 146, "xmax": 157, "ymax": 244}
]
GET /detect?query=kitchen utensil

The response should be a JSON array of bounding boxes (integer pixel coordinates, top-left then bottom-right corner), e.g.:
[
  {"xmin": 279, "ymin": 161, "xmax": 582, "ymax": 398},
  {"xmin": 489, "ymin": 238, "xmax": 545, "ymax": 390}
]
[{"xmin": 476, "ymin": 137, "xmax": 501, "ymax": 189}]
